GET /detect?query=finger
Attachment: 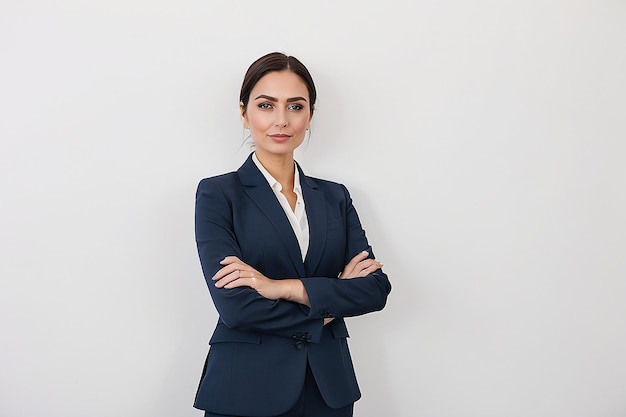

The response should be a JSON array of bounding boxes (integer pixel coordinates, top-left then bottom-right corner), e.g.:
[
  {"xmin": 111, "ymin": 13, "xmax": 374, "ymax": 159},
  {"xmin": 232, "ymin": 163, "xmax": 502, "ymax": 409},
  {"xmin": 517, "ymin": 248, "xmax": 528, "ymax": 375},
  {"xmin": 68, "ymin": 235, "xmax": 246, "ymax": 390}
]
[
  {"xmin": 214, "ymin": 269, "xmax": 242, "ymax": 288},
  {"xmin": 352, "ymin": 260, "xmax": 382, "ymax": 277},
  {"xmin": 342, "ymin": 257, "xmax": 359, "ymax": 274},
  {"xmin": 342, "ymin": 251, "xmax": 370, "ymax": 276},
  {"xmin": 359, "ymin": 262, "xmax": 383, "ymax": 277},
  {"xmin": 341, "ymin": 262, "xmax": 372, "ymax": 279},
  {"xmin": 212, "ymin": 262, "xmax": 248, "ymax": 281},
  {"xmin": 349, "ymin": 250, "xmax": 370, "ymax": 264},
  {"xmin": 212, "ymin": 264, "xmax": 238, "ymax": 281},
  {"xmin": 222, "ymin": 269, "xmax": 257, "ymax": 289},
  {"xmin": 223, "ymin": 277, "xmax": 253, "ymax": 289},
  {"xmin": 353, "ymin": 259, "xmax": 378, "ymax": 273},
  {"xmin": 356, "ymin": 258, "xmax": 377, "ymax": 268},
  {"xmin": 220, "ymin": 256, "xmax": 242, "ymax": 265}
]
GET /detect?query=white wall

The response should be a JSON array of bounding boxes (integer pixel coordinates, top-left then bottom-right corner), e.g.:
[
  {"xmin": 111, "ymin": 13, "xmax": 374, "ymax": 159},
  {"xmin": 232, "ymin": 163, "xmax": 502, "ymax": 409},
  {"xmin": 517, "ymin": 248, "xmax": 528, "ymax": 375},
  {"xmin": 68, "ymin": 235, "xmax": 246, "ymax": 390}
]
[{"xmin": 1, "ymin": 1, "xmax": 625, "ymax": 416}]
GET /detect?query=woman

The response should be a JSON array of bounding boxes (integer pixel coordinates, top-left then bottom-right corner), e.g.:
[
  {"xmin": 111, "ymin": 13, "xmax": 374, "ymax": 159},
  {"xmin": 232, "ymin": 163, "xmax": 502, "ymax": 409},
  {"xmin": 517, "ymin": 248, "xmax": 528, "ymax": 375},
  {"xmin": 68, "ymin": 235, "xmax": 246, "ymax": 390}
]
[{"xmin": 194, "ymin": 52, "xmax": 391, "ymax": 417}]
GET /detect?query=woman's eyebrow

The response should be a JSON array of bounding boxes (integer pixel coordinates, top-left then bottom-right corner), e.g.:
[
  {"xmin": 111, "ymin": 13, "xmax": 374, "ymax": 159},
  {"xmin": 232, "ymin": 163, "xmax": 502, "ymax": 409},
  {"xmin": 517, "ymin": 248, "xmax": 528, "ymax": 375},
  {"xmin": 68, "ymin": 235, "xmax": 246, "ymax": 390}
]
[
  {"xmin": 286, "ymin": 96, "xmax": 307, "ymax": 102},
  {"xmin": 254, "ymin": 94, "xmax": 308, "ymax": 102}
]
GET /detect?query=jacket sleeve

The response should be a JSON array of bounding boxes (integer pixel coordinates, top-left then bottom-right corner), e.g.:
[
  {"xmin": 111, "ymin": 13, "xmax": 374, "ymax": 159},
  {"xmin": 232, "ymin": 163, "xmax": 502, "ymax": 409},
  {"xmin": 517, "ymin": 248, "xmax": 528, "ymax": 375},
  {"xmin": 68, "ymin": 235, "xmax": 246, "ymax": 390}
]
[
  {"xmin": 195, "ymin": 178, "xmax": 323, "ymax": 341},
  {"xmin": 300, "ymin": 185, "xmax": 392, "ymax": 320}
]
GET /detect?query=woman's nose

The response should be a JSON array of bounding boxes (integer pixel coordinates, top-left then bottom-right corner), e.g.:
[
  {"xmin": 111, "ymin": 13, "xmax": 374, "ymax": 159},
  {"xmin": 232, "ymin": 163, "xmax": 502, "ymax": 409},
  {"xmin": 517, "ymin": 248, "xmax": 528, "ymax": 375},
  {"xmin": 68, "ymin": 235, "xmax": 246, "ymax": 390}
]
[{"xmin": 275, "ymin": 109, "xmax": 288, "ymax": 127}]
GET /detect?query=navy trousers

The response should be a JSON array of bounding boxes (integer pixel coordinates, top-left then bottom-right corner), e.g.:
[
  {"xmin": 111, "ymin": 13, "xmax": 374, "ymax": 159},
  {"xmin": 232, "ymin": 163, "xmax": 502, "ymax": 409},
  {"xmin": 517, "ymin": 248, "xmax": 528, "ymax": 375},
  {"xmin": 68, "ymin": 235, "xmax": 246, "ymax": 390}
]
[{"xmin": 203, "ymin": 362, "xmax": 354, "ymax": 417}]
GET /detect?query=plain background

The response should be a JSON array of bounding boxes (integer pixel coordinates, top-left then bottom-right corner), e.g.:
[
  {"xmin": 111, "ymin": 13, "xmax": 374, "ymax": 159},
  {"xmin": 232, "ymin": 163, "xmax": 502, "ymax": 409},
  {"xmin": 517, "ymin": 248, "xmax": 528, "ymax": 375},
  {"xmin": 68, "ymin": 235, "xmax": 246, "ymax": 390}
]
[{"xmin": 1, "ymin": 1, "xmax": 625, "ymax": 416}]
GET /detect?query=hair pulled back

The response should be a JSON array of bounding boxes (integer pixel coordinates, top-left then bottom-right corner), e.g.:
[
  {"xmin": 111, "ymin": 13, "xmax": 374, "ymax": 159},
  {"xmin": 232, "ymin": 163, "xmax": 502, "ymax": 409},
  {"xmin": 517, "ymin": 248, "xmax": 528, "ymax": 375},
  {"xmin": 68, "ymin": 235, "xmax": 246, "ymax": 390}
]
[{"xmin": 240, "ymin": 52, "xmax": 317, "ymax": 117}]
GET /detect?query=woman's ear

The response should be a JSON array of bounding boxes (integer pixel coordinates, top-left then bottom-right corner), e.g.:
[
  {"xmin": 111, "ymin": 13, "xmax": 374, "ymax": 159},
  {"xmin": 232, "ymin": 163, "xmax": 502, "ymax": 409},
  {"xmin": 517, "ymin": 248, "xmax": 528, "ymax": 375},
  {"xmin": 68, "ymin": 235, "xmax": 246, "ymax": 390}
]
[{"xmin": 240, "ymin": 102, "xmax": 249, "ymax": 129}]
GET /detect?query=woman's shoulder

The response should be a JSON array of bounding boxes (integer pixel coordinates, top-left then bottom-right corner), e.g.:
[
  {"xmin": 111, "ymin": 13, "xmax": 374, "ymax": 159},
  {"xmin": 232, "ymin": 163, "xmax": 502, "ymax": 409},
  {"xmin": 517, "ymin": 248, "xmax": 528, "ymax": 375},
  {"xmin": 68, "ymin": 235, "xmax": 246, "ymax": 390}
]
[
  {"xmin": 195, "ymin": 172, "xmax": 241, "ymax": 197},
  {"xmin": 198, "ymin": 171, "xmax": 238, "ymax": 186}
]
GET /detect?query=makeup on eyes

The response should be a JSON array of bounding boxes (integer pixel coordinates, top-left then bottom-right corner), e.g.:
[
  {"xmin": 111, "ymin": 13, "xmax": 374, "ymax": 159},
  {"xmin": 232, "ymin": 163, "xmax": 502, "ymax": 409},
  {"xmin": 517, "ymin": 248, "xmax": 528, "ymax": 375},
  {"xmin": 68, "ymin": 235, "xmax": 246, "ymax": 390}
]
[{"xmin": 256, "ymin": 100, "xmax": 306, "ymax": 111}]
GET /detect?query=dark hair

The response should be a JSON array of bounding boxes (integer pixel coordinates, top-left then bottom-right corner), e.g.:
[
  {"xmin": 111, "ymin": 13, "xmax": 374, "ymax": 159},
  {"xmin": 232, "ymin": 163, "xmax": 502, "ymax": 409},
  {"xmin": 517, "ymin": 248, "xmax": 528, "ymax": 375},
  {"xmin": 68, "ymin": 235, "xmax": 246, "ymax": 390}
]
[{"xmin": 240, "ymin": 52, "xmax": 317, "ymax": 117}]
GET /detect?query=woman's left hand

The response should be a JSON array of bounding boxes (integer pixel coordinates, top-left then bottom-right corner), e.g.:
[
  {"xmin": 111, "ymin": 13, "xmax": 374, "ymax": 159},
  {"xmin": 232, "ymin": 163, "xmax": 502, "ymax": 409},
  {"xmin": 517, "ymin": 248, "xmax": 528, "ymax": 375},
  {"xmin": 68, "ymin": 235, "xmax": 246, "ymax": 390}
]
[{"xmin": 212, "ymin": 256, "xmax": 284, "ymax": 301}]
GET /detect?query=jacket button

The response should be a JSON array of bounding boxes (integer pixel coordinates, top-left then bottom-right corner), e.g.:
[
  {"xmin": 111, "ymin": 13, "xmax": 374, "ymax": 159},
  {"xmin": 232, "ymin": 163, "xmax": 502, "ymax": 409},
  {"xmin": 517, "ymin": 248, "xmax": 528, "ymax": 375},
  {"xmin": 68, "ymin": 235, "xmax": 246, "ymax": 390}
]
[{"xmin": 295, "ymin": 341, "xmax": 305, "ymax": 351}]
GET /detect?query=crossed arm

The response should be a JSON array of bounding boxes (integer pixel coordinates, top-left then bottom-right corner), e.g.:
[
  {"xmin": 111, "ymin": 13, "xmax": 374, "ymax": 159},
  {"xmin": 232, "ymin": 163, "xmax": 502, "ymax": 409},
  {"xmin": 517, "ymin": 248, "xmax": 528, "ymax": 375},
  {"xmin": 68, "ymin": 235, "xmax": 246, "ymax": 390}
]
[
  {"xmin": 196, "ymin": 177, "xmax": 391, "ymax": 339},
  {"xmin": 212, "ymin": 250, "xmax": 383, "ymax": 324}
]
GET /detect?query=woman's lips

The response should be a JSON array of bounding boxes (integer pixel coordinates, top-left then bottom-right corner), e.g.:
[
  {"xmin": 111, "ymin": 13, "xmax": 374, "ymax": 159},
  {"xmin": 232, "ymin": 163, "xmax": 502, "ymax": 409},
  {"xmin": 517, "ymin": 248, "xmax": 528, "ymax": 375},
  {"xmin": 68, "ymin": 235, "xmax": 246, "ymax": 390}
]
[{"xmin": 269, "ymin": 134, "xmax": 291, "ymax": 142}]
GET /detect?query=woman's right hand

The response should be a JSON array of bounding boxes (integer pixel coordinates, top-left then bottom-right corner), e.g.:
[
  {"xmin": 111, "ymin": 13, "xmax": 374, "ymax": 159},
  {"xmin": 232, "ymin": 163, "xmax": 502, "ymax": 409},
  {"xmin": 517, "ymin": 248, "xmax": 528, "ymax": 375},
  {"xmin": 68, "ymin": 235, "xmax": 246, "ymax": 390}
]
[
  {"xmin": 323, "ymin": 251, "xmax": 382, "ymax": 326},
  {"xmin": 339, "ymin": 250, "xmax": 383, "ymax": 279}
]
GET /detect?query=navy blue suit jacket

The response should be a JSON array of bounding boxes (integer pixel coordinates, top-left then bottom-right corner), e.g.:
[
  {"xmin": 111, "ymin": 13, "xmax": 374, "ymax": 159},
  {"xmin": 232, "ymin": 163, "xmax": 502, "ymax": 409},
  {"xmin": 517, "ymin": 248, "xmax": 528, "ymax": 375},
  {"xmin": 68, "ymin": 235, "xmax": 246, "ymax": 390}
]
[{"xmin": 194, "ymin": 154, "xmax": 391, "ymax": 416}]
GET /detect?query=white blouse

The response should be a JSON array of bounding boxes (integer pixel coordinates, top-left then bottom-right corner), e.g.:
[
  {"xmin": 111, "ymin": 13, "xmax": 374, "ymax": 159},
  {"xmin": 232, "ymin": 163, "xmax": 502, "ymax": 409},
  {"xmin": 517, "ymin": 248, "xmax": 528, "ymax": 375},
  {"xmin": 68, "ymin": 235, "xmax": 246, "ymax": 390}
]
[{"xmin": 252, "ymin": 153, "xmax": 309, "ymax": 261}]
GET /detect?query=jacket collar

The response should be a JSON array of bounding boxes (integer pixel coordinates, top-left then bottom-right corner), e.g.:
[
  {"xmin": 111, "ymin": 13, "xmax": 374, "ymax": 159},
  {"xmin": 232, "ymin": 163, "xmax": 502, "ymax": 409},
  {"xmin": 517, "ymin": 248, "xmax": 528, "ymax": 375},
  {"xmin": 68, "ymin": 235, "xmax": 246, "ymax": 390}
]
[{"xmin": 237, "ymin": 153, "xmax": 327, "ymax": 277}]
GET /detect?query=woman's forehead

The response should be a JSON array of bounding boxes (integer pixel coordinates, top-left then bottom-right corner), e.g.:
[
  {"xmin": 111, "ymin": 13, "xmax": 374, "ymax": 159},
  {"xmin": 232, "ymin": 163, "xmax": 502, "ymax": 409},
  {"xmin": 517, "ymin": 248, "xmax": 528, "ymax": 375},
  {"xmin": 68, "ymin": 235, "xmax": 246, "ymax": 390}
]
[{"xmin": 251, "ymin": 71, "xmax": 309, "ymax": 99}]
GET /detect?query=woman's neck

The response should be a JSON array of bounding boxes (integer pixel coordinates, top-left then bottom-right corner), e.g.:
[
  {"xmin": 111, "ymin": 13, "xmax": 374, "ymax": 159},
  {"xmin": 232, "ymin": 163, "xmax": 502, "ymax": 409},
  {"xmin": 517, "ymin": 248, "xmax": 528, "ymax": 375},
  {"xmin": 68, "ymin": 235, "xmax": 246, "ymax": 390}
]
[{"xmin": 254, "ymin": 151, "xmax": 295, "ymax": 188}]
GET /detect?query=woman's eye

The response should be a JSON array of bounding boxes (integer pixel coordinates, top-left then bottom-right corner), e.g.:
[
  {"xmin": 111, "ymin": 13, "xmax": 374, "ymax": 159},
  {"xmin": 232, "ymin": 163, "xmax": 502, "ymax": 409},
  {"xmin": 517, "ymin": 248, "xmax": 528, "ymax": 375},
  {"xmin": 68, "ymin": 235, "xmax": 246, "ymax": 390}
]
[
  {"xmin": 288, "ymin": 103, "xmax": 304, "ymax": 111},
  {"xmin": 258, "ymin": 102, "xmax": 273, "ymax": 109}
]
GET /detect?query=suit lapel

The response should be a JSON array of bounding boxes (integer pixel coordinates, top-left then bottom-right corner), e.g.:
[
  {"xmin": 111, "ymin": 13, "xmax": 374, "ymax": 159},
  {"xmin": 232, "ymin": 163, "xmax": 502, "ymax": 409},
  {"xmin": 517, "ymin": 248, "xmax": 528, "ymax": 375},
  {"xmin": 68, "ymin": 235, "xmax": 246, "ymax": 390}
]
[
  {"xmin": 300, "ymin": 165, "xmax": 327, "ymax": 276},
  {"xmin": 237, "ymin": 154, "xmax": 306, "ymax": 277}
]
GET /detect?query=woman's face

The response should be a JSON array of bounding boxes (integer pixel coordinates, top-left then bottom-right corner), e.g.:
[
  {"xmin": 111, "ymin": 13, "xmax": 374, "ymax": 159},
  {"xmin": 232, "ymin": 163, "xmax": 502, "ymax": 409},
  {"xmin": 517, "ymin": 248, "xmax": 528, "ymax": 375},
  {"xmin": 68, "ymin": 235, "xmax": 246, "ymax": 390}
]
[{"xmin": 241, "ymin": 70, "xmax": 312, "ymax": 159}]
